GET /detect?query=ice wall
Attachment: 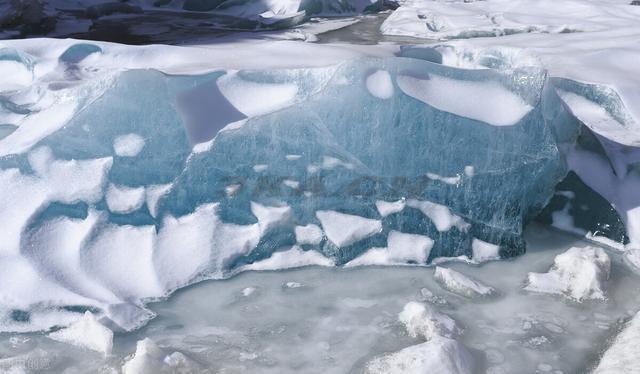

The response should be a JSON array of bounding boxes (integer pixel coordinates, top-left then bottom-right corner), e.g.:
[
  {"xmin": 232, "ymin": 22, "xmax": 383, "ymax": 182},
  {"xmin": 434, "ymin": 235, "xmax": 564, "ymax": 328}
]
[{"xmin": 3, "ymin": 40, "xmax": 636, "ymax": 332}]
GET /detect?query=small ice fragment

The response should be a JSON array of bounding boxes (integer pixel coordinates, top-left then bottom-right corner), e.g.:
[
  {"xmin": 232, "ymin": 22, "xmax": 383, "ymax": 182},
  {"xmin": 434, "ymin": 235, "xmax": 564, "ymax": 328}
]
[
  {"xmin": 471, "ymin": 239, "xmax": 500, "ymax": 263},
  {"xmin": 253, "ymin": 164, "xmax": 268, "ymax": 172},
  {"xmin": 398, "ymin": 301, "xmax": 461, "ymax": 340},
  {"xmin": 434, "ymin": 267, "xmax": 496, "ymax": 298},
  {"xmin": 241, "ymin": 287, "xmax": 257, "ymax": 297},
  {"xmin": 283, "ymin": 179, "xmax": 300, "ymax": 189},
  {"xmin": 286, "ymin": 154, "xmax": 302, "ymax": 161},
  {"xmin": 525, "ymin": 246, "xmax": 610, "ymax": 301},
  {"xmin": 366, "ymin": 336, "xmax": 475, "ymax": 374}
]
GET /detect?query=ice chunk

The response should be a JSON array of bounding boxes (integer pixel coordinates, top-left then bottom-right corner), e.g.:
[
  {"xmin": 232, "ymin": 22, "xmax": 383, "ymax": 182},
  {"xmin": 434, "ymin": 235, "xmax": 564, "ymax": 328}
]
[
  {"xmin": 525, "ymin": 246, "xmax": 610, "ymax": 301},
  {"xmin": 397, "ymin": 74, "xmax": 532, "ymax": 126},
  {"xmin": 434, "ymin": 267, "xmax": 496, "ymax": 298},
  {"xmin": 426, "ymin": 172, "xmax": 461, "ymax": 185},
  {"xmin": 106, "ymin": 184, "xmax": 145, "ymax": 214},
  {"xmin": 241, "ymin": 246, "xmax": 334, "ymax": 271},
  {"xmin": 113, "ymin": 133, "xmax": 145, "ymax": 157},
  {"xmin": 398, "ymin": 301, "xmax": 461, "ymax": 340},
  {"xmin": 366, "ymin": 70, "xmax": 394, "ymax": 99},
  {"xmin": 316, "ymin": 210, "xmax": 382, "ymax": 248},
  {"xmin": 471, "ymin": 239, "xmax": 500, "ymax": 263},
  {"xmin": 366, "ymin": 337, "xmax": 475, "ymax": 374},
  {"xmin": 48, "ymin": 312, "xmax": 113, "ymax": 355},
  {"xmin": 407, "ymin": 200, "xmax": 469, "ymax": 232},
  {"xmin": 376, "ymin": 199, "xmax": 406, "ymax": 217},
  {"xmin": 346, "ymin": 231, "xmax": 434, "ymax": 266},
  {"xmin": 295, "ymin": 224, "xmax": 324, "ymax": 245},
  {"xmin": 594, "ymin": 312, "xmax": 640, "ymax": 373}
]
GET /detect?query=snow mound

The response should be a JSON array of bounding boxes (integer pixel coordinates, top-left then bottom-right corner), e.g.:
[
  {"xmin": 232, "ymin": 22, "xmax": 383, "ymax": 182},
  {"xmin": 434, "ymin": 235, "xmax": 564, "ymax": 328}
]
[
  {"xmin": 365, "ymin": 336, "xmax": 475, "ymax": 374},
  {"xmin": 122, "ymin": 338, "xmax": 200, "ymax": 374},
  {"xmin": 398, "ymin": 301, "xmax": 461, "ymax": 340},
  {"xmin": 48, "ymin": 312, "xmax": 113, "ymax": 355},
  {"xmin": 434, "ymin": 267, "xmax": 496, "ymax": 298},
  {"xmin": 525, "ymin": 246, "xmax": 610, "ymax": 301}
]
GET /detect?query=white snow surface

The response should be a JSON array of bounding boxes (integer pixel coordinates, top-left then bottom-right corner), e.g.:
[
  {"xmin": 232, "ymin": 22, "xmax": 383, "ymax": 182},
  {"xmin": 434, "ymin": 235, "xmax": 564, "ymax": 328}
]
[
  {"xmin": 240, "ymin": 246, "xmax": 335, "ymax": 271},
  {"xmin": 365, "ymin": 69, "xmax": 394, "ymax": 99},
  {"xmin": 525, "ymin": 246, "xmax": 611, "ymax": 301},
  {"xmin": 105, "ymin": 184, "xmax": 146, "ymax": 214},
  {"xmin": 406, "ymin": 199, "xmax": 470, "ymax": 232}
]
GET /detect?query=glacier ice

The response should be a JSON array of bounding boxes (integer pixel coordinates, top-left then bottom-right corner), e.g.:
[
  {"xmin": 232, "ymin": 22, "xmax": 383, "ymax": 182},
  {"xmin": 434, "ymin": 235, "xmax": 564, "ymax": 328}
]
[{"xmin": 1, "ymin": 38, "xmax": 639, "ymax": 333}]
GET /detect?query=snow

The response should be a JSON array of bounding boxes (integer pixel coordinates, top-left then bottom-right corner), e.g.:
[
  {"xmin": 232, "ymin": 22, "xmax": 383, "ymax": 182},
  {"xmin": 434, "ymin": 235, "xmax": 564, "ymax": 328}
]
[
  {"xmin": 113, "ymin": 133, "xmax": 145, "ymax": 157},
  {"xmin": 525, "ymin": 246, "xmax": 611, "ymax": 301},
  {"xmin": 397, "ymin": 74, "xmax": 532, "ymax": 127},
  {"xmin": 346, "ymin": 231, "xmax": 434, "ymax": 266},
  {"xmin": 145, "ymin": 183, "xmax": 172, "ymax": 218},
  {"xmin": 121, "ymin": 338, "xmax": 199, "ymax": 374},
  {"xmin": 366, "ymin": 337, "xmax": 475, "ymax": 374},
  {"xmin": 48, "ymin": 312, "xmax": 113, "ymax": 355},
  {"xmin": 376, "ymin": 199, "xmax": 406, "ymax": 218},
  {"xmin": 0, "ymin": 60, "xmax": 32, "ymax": 91},
  {"xmin": 426, "ymin": 172, "xmax": 461, "ymax": 185},
  {"xmin": 406, "ymin": 200, "xmax": 469, "ymax": 232},
  {"xmin": 240, "ymin": 246, "xmax": 335, "ymax": 271},
  {"xmin": 105, "ymin": 184, "xmax": 146, "ymax": 214},
  {"xmin": 398, "ymin": 301, "xmax": 461, "ymax": 340},
  {"xmin": 471, "ymin": 239, "xmax": 500, "ymax": 263},
  {"xmin": 434, "ymin": 266, "xmax": 495, "ymax": 298},
  {"xmin": 366, "ymin": 69, "xmax": 394, "ymax": 99},
  {"xmin": 251, "ymin": 202, "xmax": 292, "ymax": 236},
  {"xmin": 294, "ymin": 224, "xmax": 324, "ymax": 245},
  {"xmin": 594, "ymin": 312, "xmax": 640, "ymax": 374},
  {"xmin": 316, "ymin": 210, "xmax": 382, "ymax": 248}
]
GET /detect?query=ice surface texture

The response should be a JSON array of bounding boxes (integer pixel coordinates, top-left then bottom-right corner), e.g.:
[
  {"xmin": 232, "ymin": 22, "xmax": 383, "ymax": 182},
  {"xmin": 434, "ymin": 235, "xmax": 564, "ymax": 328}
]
[{"xmin": 3, "ymin": 39, "xmax": 637, "ymax": 332}]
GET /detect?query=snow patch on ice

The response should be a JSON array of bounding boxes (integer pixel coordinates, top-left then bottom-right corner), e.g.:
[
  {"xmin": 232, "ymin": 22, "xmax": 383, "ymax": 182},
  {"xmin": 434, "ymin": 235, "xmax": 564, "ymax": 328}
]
[
  {"xmin": 113, "ymin": 133, "xmax": 145, "ymax": 157},
  {"xmin": 471, "ymin": 239, "xmax": 500, "ymax": 263},
  {"xmin": 295, "ymin": 224, "xmax": 324, "ymax": 245},
  {"xmin": 407, "ymin": 199, "xmax": 469, "ymax": 232},
  {"xmin": 316, "ymin": 210, "xmax": 382, "ymax": 247},
  {"xmin": 346, "ymin": 231, "xmax": 434, "ymax": 266},
  {"xmin": 366, "ymin": 70, "xmax": 394, "ymax": 99},
  {"xmin": 397, "ymin": 74, "xmax": 532, "ymax": 127},
  {"xmin": 106, "ymin": 184, "xmax": 146, "ymax": 214},
  {"xmin": 376, "ymin": 199, "xmax": 406, "ymax": 218},
  {"xmin": 241, "ymin": 246, "xmax": 334, "ymax": 271}
]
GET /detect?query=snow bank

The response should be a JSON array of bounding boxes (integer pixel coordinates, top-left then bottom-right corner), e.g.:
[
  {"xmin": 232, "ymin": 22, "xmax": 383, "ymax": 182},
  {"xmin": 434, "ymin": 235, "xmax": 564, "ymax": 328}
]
[{"xmin": 525, "ymin": 246, "xmax": 610, "ymax": 301}]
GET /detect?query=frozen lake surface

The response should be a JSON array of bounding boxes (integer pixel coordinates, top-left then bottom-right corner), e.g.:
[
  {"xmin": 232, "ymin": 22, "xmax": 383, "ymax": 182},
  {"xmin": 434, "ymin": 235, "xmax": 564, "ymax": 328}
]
[{"xmin": 1, "ymin": 225, "xmax": 639, "ymax": 373}]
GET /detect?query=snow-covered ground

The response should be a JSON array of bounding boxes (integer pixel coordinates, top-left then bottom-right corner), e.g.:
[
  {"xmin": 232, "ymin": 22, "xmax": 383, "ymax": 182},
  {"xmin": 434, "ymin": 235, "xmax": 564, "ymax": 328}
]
[{"xmin": 0, "ymin": 226, "xmax": 639, "ymax": 373}]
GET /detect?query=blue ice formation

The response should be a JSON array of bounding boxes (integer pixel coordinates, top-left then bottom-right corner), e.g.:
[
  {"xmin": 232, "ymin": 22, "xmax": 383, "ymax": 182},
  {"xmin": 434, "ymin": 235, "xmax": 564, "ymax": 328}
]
[{"xmin": 7, "ymin": 42, "xmax": 639, "ymax": 331}]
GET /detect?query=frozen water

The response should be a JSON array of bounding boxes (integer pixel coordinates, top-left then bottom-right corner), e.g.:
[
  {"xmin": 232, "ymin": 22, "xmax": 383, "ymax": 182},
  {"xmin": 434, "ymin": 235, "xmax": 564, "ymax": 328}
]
[
  {"xmin": 0, "ymin": 227, "xmax": 634, "ymax": 373},
  {"xmin": 434, "ymin": 266, "xmax": 496, "ymax": 298}
]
